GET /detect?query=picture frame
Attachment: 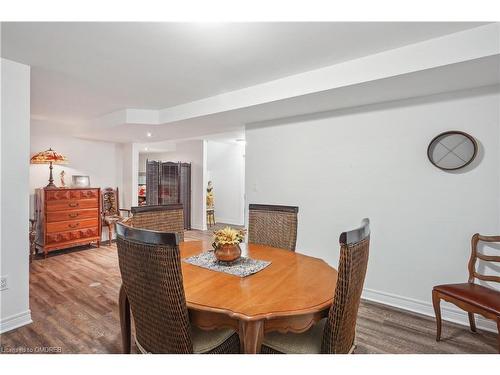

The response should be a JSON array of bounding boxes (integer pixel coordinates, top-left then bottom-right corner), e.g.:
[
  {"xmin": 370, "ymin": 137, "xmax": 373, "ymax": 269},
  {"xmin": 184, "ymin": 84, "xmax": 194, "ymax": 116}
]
[{"xmin": 71, "ymin": 175, "xmax": 90, "ymax": 188}]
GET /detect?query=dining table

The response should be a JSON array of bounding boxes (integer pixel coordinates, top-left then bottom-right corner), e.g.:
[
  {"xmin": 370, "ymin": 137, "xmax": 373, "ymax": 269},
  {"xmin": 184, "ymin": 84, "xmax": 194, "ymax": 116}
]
[{"xmin": 119, "ymin": 240, "xmax": 338, "ymax": 354}]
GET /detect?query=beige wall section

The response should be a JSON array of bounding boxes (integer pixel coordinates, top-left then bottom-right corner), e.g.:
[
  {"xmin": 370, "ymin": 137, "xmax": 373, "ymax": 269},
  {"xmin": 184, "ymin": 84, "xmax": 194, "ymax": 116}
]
[
  {"xmin": 0, "ymin": 58, "xmax": 31, "ymax": 333},
  {"xmin": 245, "ymin": 85, "xmax": 500, "ymax": 332}
]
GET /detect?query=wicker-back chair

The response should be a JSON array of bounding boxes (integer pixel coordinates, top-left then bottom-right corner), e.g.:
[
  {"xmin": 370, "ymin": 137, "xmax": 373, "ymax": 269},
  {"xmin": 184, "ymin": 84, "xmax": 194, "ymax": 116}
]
[
  {"xmin": 261, "ymin": 218, "xmax": 370, "ymax": 354},
  {"xmin": 116, "ymin": 222, "xmax": 240, "ymax": 354},
  {"xmin": 127, "ymin": 204, "xmax": 185, "ymax": 241},
  {"xmin": 248, "ymin": 204, "xmax": 299, "ymax": 251}
]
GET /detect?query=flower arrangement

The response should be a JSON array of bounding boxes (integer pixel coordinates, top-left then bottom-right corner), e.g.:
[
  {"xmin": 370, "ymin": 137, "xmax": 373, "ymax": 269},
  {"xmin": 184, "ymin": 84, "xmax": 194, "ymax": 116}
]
[{"xmin": 213, "ymin": 226, "xmax": 246, "ymax": 247}]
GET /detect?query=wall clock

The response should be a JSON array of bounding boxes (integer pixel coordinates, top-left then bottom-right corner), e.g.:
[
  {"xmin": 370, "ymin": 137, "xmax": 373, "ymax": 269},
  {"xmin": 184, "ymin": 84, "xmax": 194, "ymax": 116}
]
[{"xmin": 427, "ymin": 131, "xmax": 477, "ymax": 171}]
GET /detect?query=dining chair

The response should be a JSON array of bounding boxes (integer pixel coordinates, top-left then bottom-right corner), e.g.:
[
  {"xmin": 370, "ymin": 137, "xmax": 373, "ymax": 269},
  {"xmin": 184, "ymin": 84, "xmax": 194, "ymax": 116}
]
[
  {"xmin": 432, "ymin": 233, "xmax": 500, "ymax": 352},
  {"xmin": 116, "ymin": 222, "xmax": 240, "ymax": 354},
  {"xmin": 248, "ymin": 204, "xmax": 299, "ymax": 251},
  {"xmin": 102, "ymin": 187, "xmax": 130, "ymax": 245},
  {"xmin": 260, "ymin": 218, "xmax": 370, "ymax": 354},
  {"xmin": 128, "ymin": 204, "xmax": 185, "ymax": 241}
]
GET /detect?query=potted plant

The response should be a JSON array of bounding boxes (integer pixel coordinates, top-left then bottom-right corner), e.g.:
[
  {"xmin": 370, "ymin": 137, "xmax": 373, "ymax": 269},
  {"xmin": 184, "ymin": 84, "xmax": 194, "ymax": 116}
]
[{"xmin": 212, "ymin": 226, "xmax": 246, "ymax": 262}]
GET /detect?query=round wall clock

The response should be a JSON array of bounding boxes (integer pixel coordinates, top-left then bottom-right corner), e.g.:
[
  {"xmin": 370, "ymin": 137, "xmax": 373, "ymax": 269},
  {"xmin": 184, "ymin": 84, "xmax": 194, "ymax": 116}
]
[{"xmin": 427, "ymin": 131, "xmax": 478, "ymax": 171}]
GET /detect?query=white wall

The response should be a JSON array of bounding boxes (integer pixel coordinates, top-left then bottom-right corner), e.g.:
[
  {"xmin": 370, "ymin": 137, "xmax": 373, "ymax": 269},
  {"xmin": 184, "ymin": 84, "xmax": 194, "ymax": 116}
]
[
  {"xmin": 29, "ymin": 133, "xmax": 124, "ymax": 241},
  {"xmin": 0, "ymin": 58, "xmax": 31, "ymax": 333},
  {"xmin": 245, "ymin": 86, "xmax": 500, "ymax": 331},
  {"xmin": 121, "ymin": 143, "xmax": 139, "ymax": 210},
  {"xmin": 139, "ymin": 140, "xmax": 207, "ymax": 230},
  {"xmin": 207, "ymin": 141, "xmax": 245, "ymax": 225}
]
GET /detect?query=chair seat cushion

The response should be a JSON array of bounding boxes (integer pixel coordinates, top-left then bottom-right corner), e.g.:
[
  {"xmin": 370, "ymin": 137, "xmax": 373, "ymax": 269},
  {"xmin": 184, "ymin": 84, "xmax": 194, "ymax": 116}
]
[
  {"xmin": 262, "ymin": 319, "xmax": 326, "ymax": 354},
  {"xmin": 104, "ymin": 215, "xmax": 121, "ymax": 225},
  {"xmin": 434, "ymin": 283, "xmax": 500, "ymax": 315},
  {"xmin": 191, "ymin": 326, "xmax": 238, "ymax": 354},
  {"xmin": 135, "ymin": 326, "xmax": 238, "ymax": 354}
]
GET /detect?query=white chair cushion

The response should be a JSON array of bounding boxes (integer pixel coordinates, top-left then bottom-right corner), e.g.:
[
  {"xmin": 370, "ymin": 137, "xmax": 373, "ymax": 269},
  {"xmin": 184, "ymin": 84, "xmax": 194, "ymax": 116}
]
[
  {"xmin": 135, "ymin": 326, "xmax": 236, "ymax": 354},
  {"xmin": 262, "ymin": 318, "xmax": 326, "ymax": 354},
  {"xmin": 191, "ymin": 326, "xmax": 236, "ymax": 354}
]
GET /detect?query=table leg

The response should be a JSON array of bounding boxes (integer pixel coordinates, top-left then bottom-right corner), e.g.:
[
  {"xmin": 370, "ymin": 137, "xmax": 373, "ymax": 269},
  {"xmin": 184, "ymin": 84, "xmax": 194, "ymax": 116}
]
[
  {"xmin": 239, "ymin": 320, "xmax": 264, "ymax": 354},
  {"xmin": 119, "ymin": 284, "xmax": 131, "ymax": 354}
]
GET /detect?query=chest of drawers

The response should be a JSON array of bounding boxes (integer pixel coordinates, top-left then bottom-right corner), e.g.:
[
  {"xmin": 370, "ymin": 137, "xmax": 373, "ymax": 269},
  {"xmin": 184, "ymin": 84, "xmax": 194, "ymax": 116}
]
[{"xmin": 35, "ymin": 187, "xmax": 101, "ymax": 257}]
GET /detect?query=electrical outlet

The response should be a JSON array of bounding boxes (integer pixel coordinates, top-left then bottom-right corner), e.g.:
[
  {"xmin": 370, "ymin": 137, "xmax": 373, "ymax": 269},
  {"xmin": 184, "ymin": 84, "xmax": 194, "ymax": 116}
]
[{"xmin": 0, "ymin": 276, "xmax": 8, "ymax": 291}]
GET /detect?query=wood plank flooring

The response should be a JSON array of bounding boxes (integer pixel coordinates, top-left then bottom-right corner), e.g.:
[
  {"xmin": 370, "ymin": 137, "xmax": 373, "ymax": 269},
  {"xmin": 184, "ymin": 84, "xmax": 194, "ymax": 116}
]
[{"xmin": 0, "ymin": 227, "xmax": 497, "ymax": 354}]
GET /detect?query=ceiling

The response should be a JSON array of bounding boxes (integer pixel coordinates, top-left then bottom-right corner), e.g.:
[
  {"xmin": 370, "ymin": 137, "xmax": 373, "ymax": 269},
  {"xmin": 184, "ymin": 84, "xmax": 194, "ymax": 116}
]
[{"xmin": 1, "ymin": 22, "xmax": 487, "ymax": 131}]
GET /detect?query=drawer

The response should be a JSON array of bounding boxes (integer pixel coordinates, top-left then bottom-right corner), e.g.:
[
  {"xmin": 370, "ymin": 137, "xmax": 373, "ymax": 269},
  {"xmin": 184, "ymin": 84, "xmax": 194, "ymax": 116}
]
[
  {"xmin": 47, "ymin": 218, "xmax": 99, "ymax": 233},
  {"xmin": 70, "ymin": 189, "xmax": 99, "ymax": 200},
  {"xmin": 46, "ymin": 199, "xmax": 99, "ymax": 211},
  {"xmin": 46, "ymin": 227, "xmax": 99, "ymax": 245},
  {"xmin": 46, "ymin": 208, "xmax": 99, "ymax": 222},
  {"xmin": 45, "ymin": 189, "xmax": 99, "ymax": 201}
]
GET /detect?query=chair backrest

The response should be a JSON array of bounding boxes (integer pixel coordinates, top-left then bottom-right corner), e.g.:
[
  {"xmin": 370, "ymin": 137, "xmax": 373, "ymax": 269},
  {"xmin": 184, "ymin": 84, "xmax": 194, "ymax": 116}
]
[
  {"xmin": 116, "ymin": 222, "xmax": 193, "ymax": 353},
  {"xmin": 129, "ymin": 204, "xmax": 185, "ymax": 241},
  {"xmin": 102, "ymin": 187, "xmax": 119, "ymax": 216},
  {"xmin": 248, "ymin": 204, "xmax": 298, "ymax": 251},
  {"xmin": 468, "ymin": 234, "xmax": 500, "ymax": 284},
  {"xmin": 322, "ymin": 218, "xmax": 370, "ymax": 354}
]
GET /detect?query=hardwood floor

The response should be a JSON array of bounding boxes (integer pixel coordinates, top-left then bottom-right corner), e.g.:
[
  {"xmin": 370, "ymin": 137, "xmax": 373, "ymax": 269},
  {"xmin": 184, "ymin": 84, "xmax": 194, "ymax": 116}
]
[{"xmin": 0, "ymin": 227, "xmax": 497, "ymax": 354}]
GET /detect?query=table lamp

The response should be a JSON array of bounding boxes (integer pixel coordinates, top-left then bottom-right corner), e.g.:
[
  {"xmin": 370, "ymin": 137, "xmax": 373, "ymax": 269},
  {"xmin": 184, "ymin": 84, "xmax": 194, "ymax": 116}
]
[{"xmin": 30, "ymin": 148, "xmax": 68, "ymax": 189}]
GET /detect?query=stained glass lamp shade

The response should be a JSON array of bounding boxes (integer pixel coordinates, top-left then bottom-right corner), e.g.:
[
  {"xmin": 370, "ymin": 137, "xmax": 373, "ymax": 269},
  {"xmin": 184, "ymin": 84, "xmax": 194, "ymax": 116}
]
[{"xmin": 30, "ymin": 148, "xmax": 68, "ymax": 189}]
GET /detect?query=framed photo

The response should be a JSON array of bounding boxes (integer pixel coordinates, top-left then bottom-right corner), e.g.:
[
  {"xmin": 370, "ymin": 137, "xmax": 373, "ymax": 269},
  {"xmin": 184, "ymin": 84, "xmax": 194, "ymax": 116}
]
[{"xmin": 72, "ymin": 175, "xmax": 90, "ymax": 188}]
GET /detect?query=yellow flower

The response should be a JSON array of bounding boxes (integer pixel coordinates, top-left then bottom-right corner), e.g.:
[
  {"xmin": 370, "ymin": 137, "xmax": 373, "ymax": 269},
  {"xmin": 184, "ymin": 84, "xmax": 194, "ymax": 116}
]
[{"xmin": 213, "ymin": 226, "xmax": 246, "ymax": 246}]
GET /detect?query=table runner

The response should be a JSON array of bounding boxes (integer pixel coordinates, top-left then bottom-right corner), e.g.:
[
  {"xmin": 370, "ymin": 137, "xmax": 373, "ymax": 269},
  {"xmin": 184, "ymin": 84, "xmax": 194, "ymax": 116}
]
[{"xmin": 183, "ymin": 250, "xmax": 271, "ymax": 277}]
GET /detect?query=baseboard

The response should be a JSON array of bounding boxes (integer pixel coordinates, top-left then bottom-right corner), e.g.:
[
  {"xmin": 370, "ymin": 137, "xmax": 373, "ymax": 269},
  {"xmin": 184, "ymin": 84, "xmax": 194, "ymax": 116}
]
[
  {"xmin": 191, "ymin": 223, "xmax": 205, "ymax": 231},
  {"xmin": 215, "ymin": 218, "xmax": 244, "ymax": 226},
  {"xmin": 362, "ymin": 288, "xmax": 497, "ymax": 333},
  {"xmin": 0, "ymin": 310, "xmax": 32, "ymax": 334}
]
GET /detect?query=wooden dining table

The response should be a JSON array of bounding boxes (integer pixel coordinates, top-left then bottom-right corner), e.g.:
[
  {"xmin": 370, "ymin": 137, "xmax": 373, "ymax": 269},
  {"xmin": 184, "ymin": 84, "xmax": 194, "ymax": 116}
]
[{"xmin": 120, "ymin": 240, "xmax": 338, "ymax": 354}]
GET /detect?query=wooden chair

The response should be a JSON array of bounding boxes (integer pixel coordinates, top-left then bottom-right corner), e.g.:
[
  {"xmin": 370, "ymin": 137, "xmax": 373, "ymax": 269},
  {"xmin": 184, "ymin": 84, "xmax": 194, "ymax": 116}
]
[
  {"xmin": 248, "ymin": 204, "xmax": 299, "ymax": 251},
  {"xmin": 101, "ymin": 187, "xmax": 130, "ymax": 245},
  {"xmin": 128, "ymin": 204, "xmax": 185, "ymax": 242},
  {"xmin": 116, "ymin": 222, "xmax": 240, "ymax": 353},
  {"xmin": 432, "ymin": 233, "xmax": 500, "ymax": 352},
  {"xmin": 260, "ymin": 218, "xmax": 370, "ymax": 354}
]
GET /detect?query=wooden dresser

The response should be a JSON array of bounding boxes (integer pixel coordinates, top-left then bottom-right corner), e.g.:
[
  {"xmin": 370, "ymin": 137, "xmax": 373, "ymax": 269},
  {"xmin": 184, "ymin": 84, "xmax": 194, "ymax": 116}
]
[{"xmin": 35, "ymin": 187, "xmax": 101, "ymax": 257}]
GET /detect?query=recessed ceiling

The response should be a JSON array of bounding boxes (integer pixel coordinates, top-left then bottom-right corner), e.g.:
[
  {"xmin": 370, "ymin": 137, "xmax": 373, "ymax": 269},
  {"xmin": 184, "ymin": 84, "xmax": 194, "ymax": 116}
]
[{"xmin": 1, "ymin": 22, "xmax": 487, "ymax": 128}]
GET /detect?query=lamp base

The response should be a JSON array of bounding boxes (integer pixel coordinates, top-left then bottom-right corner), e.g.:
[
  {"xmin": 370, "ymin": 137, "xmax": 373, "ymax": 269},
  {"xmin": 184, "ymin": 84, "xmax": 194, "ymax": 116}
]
[{"xmin": 45, "ymin": 161, "xmax": 58, "ymax": 189}]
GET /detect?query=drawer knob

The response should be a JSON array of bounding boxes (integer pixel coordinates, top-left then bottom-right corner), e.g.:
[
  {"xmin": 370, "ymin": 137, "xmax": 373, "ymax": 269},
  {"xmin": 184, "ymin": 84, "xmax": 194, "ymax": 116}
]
[
  {"xmin": 69, "ymin": 202, "xmax": 79, "ymax": 208},
  {"xmin": 69, "ymin": 223, "xmax": 80, "ymax": 228},
  {"xmin": 69, "ymin": 213, "xmax": 79, "ymax": 218}
]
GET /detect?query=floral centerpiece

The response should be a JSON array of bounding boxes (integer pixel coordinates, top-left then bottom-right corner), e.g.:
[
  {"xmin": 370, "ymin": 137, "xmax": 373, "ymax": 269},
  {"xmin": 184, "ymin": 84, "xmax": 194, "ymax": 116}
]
[{"xmin": 212, "ymin": 226, "xmax": 246, "ymax": 262}]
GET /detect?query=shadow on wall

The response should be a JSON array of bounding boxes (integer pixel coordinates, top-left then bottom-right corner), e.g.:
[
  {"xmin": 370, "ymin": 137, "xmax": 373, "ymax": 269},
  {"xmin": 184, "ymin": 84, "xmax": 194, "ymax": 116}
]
[{"xmin": 246, "ymin": 84, "xmax": 500, "ymax": 131}]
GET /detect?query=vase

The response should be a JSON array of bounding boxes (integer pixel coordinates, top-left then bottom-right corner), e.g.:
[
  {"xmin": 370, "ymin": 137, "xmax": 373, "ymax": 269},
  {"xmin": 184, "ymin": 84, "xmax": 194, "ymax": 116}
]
[{"xmin": 213, "ymin": 243, "xmax": 242, "ymax": 262}]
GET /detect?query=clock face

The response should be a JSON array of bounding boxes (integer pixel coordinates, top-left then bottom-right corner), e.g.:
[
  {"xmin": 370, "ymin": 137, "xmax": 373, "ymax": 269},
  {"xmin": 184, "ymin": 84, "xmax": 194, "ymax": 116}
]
[{"xmin": 427, "ymin": 131, "xmax": 477, "ymax": 171}]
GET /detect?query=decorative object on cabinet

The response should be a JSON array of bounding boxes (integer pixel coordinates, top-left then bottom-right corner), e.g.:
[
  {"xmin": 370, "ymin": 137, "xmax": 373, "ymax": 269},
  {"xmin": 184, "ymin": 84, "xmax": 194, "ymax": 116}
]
[
  {"xmin": 34, "ymin": 187, "xmax": 101, "ymax": 258},
  {"xmin": 30, "ymin": 148, "xmax": 68, "ymax": 189},
  {"xmin": 59, "ymin": 170, "xmax": 67, "ymax": 188},
  {"xmin": 102, "ymin": 187, "xmax": 131, "ymax": 246},
  {"xmin": 432, "ymin": 233, "xmax": 500, "ymax": 353},
  {"xmin": 72, "ymin": 175, "xmax": 90, "ymax": 188},
  {"xmin": 146, "ymin": 161, "xmax": 191, "ymax": 229},
  {"xmin": 29, "ymin": 218, "xmax": 37, "ymax": 263},
  {"xmin": 427, "ymin": 131, "xmax": 478, "ymax": 171}
]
